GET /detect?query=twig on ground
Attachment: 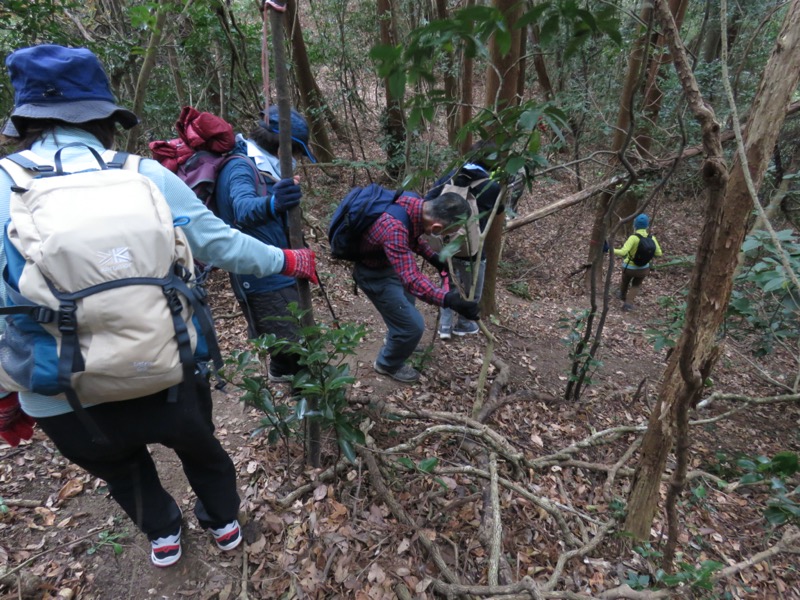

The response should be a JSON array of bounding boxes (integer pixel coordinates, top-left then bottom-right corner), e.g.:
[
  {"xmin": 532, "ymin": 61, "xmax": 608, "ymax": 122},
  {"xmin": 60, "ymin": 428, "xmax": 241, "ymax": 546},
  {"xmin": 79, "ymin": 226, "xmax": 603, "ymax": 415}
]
[
  {"xmin": 488, "ymin": 453, "xmax": 501, "ymax": 587},
  {"xmin": 0, "ymin": 527, "xmax": 105, "ymax": 580},
  {"xmin": 358, "ymin": 447, "xmax": 462, "ymax": 586},
  {"xmin": 604, "ymin": 437, "xmax": 642, "ymax": 500},
  {"xmin": 0, "ymin": 499, "xmax": 41, "ymax": 508}
]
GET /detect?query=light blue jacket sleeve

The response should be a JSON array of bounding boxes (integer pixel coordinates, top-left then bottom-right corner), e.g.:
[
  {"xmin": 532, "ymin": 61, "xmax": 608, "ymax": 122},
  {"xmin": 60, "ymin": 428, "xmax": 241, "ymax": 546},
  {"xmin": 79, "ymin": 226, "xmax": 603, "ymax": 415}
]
[{"xmin": 137, "ymin": 159, "xmax": 285, "ymax": 276}]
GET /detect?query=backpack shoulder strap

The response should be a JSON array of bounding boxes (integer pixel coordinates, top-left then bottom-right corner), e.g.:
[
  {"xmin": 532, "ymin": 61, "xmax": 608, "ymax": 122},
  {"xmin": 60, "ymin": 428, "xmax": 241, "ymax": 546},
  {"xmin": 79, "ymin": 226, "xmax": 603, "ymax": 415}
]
[
  {"xmin": 385, "ymin": 200, "xmax": 411, "ymax": 230},
  {"xmin": 220, "ymin": 153, "xmax": 271, "ymax": 195},
  {"xmin": 3, "ymin": 151, "xmax": 55, "ymax": 173},
  {"xmin": 0, "ymin": 151, "xmax": 52, "ymax": 188},
  {"xmin": 101, "ymin": 150, "xmax": 141, "ymax": 172}
]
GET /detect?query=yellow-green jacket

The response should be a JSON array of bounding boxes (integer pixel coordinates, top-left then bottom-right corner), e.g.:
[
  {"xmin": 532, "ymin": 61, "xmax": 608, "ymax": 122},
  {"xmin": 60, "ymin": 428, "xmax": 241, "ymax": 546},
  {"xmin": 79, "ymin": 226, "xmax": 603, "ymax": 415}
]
[{"xmin": 614, "ymin": 229, "xmax": 663, "ymax": 269}]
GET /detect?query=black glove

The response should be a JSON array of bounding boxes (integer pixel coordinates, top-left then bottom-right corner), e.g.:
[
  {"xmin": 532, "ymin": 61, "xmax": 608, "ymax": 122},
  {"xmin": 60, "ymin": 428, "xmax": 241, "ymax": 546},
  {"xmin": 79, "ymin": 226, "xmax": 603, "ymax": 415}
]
[
  {"xmin": 444, "ymin": 291, "xmax": 481, "ymax": 321},
  {"xmin": 430, "ymin": 253, "xmax": 449, "ymax": 274},
  {"xmin": 270, "ymin": 178, "xmax": 302, "ymax": 215}
]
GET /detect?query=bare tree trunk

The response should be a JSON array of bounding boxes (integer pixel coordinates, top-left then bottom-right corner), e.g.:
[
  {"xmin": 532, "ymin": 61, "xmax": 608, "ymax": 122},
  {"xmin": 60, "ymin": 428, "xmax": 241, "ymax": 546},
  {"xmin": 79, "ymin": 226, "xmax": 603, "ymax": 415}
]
[
  {"xmin": 624, "ymin": 0, "xmax": 800, "ymax": 541},
  {"xmin": 481, "ymin": 0, "xmax": 521, "ymax": 317},
  {"xmin": 516, "ymin": 22, "xmax": 527, "ymax": 101},
  {"xmin": 285, "ymin": 0, "xmax": 335, "ymax": 164},
  {"xmin": 635, "ymin": 0, "xmax": 690, "ymax": 157},
  {"xmin": 125, "ymin": 1, "xmax": 170, "ymax": 152},
  {"xmin": 377, "ymin": 0, "xmax": 406, "ymax": 180},
  {"xmin": 529, "ymin": 25, "xmax": 554, "ymax": 101},
  {"xmin": 752, "ymin": 149, "xmax": 800, "ymax": 232},
  {"xmin": 435, "ymin": 0, "xmax": 459, "ymax": 145},
  {"xmin": 459, "ymin": 0, "xmax": 476, "ymax": 154},
  {"xmin": 166, "ymin": 43, "xmax": 187, "ymax": 108},
  {"xmin": 584, "ymin": 0, "xmax": 653, "ymax": 288}
]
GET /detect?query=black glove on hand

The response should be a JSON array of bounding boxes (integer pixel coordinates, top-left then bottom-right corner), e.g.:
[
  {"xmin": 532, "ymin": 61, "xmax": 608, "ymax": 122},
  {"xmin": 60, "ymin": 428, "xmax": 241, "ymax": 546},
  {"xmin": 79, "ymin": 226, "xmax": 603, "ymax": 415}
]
[
  {"xmin": 444, "ymin": 291, "xmax": 481, "ymax": 321},
  {"xmin": 270, "ymin": 178, "xmax": 302, "ymax": 215},
  {"xmin": 430, "ymin": 253, "xmax": 449, "ymax": 274}
]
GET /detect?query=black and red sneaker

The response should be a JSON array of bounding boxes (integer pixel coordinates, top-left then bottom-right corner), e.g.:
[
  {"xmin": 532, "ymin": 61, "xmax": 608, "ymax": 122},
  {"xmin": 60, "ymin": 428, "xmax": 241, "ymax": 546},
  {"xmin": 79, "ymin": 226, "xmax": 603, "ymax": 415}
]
[
  {"xmin": 150, "ymin": 527, "xmax": 182, "ymax": 567},
  {"xmin": 209, "ymin": 520, "xmax": 242, "ymax": 551}
]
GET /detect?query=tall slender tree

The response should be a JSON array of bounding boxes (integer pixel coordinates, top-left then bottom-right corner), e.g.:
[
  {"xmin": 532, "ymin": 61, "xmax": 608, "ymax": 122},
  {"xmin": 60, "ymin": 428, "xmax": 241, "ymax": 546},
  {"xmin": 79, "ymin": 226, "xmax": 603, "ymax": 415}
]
[
  {"xmin": 624, "ymin": 0, "xmax": 800, "ymax": 541},
  {"xmin": 377, "ymin": 0, "xmax": 406, "ymax": 179},
  {"xmin": 480, "ymin": 0, "xmax": 522, "ymax": 317}
]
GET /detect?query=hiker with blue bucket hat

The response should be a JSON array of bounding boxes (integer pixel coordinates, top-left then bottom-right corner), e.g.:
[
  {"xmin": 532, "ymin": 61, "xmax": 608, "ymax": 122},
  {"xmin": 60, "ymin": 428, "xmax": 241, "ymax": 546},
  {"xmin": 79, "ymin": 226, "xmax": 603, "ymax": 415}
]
[{"xmin": 0, "ymin": 44, "xmax": 318, "ymax": 568}]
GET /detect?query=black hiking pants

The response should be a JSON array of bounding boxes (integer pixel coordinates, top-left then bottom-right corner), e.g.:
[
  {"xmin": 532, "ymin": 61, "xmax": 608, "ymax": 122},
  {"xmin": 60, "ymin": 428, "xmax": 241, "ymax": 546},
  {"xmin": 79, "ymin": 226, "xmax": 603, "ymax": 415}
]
[
  {"xmin": 619, "ymin": 266, "xmax": 650, "ymax": 305},
  {"xmin": 35, "ymin": 372, "xmax": 239, "ymax": 541},
  {"xmin": 241, "ymin": 285, "xmax": 302, "ymax": 378}
]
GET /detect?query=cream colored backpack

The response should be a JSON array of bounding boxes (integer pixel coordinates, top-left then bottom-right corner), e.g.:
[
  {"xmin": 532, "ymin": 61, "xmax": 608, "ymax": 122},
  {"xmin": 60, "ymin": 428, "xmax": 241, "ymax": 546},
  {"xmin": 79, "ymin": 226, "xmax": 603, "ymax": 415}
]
[
  {"xmin": 0, "ymin": 146, "xmax": 220, "ymax": 435},
  {"xmin": 424, "ymin": 176, "xmax": 488, "ymax": 260}
]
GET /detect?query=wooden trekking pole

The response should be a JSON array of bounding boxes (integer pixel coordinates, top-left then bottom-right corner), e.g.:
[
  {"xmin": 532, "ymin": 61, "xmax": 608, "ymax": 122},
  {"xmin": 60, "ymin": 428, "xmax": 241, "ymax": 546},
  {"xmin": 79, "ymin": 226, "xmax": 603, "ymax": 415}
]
[{"xmin": 265, "ymin": 0, "xmax": 321, "ymax": 467}]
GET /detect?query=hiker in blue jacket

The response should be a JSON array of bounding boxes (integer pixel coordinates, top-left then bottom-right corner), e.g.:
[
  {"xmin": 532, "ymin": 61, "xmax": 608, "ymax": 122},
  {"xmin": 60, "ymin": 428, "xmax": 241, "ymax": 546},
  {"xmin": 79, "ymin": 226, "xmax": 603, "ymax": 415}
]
[
  {"xmin": 214, "ymin": 107, "xmax": 317, "ymax": 382},
  {"xmin": 614, "ymin": 213, "xmax": 663, "ymax": 312},
  {"xmin": 0, "ymin": 45, "xmax": 317, "ymax": 569}
]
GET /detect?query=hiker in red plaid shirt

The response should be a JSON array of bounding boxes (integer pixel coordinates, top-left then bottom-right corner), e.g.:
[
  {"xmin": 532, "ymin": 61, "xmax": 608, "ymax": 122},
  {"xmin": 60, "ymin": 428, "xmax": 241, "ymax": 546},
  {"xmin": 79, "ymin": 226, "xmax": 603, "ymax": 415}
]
[{"xmin": 355, "ymin": 192, "xmax": 480, "ymax": 383}]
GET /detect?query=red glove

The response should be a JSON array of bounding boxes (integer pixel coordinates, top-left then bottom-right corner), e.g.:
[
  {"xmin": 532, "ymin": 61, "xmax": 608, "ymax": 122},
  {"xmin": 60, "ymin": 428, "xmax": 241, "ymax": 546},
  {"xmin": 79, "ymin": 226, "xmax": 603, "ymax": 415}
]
[
  {"xmin": 281, "ymin": 249, "xmax": 319, "ymax": 284},
  {"xmin": 0, "ymin": 393, "xmax": 35, "ymax": 447}
]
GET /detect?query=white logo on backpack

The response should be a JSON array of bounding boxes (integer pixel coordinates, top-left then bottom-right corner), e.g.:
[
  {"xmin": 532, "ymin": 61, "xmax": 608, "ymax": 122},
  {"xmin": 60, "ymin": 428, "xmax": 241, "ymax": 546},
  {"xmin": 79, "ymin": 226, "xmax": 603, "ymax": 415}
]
[{"xmin": 98, "ymin": 247, "xmax": 133, "ymax": 271}]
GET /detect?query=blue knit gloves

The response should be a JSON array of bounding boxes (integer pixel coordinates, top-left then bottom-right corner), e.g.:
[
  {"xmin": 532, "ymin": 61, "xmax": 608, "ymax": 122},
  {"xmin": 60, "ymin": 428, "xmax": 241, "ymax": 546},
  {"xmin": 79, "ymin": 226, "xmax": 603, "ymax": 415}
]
[{"xmin": 269, "ymin": 177, "xmax": 302, "ymax": 216}]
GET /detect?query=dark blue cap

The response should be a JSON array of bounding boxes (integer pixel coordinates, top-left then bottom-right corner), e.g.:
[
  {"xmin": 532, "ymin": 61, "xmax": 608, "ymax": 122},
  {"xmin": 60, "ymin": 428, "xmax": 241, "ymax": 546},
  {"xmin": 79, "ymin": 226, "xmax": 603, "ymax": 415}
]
[
  {"xmin": 2, "ymin": 45, "xmax": 138, "ymax": 137},
  {"xmin": 260, "ymin": 105, "xmax": 316, "ymax": 162},
  {"xmin": 634, "ymin": 214, "xmax": 650, "ymax": 229}
]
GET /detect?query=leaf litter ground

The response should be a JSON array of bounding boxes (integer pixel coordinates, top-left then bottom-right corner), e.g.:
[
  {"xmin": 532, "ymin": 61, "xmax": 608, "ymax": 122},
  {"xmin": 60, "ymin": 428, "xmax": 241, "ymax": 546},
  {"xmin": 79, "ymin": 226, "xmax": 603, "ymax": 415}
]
[{"xmin": 1, "ymin": 172, "xmax": 799, "ymax": 599}]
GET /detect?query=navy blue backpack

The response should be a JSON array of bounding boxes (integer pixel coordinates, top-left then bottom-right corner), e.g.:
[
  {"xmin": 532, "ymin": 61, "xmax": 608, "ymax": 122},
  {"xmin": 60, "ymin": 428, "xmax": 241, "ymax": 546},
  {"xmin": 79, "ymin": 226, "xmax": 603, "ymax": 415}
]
[{"xmin": 327, "ymin": 184, "xmax": 416, "ymax": 261}]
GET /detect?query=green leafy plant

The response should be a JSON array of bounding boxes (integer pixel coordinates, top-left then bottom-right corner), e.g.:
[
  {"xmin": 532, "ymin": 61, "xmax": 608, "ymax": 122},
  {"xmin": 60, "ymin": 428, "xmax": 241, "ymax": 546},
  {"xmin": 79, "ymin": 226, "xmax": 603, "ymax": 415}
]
[
  {"xmin": 559, "ymin": 309, "xmax": 603, "ymax": 388},
  {"xmin": 507, "ymin": 281, "xmax": 532, "ymax": 300},
  {"xmin": 728, "ymin": 229, "xmax": 800, "ymax": 356},
  {"xmin": 87, "ymin": 530, "xmax": 127, "ymax": 556},
  {"xmin": 737, "ymin": 452, "xmax": 799, "ymax": 526},
  {"xmin": 224, "ymin": 306, "xmax": 368, "ymax": 463},
  {"xmin": 627, "ymin": 543, "xmax": 724, "ymax": 594},
  {"xmin": 609, "ymin": 497, "xmax": 627, "ymax": 520},
  {"xmin": 655, "ymin": 560, "xmax": 724, "ymax": 591},
  {"xmin": 645, "ymin": 294, "xmax": 687, "ymax": 352}
]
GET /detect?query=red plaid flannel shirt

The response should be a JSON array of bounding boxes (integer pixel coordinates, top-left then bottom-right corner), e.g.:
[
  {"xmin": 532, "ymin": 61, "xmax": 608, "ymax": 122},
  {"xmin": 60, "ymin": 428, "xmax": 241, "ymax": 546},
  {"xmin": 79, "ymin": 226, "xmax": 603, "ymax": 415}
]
[{"xmin": 358, "ymin": 196, "xmax": 446, "ymax": 306}]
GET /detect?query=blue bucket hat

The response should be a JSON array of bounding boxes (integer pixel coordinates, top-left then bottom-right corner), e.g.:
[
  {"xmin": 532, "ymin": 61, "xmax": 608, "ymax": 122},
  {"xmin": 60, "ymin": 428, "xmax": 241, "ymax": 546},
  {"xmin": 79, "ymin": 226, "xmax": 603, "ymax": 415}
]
[
  {"xmin": 2, "ymin": 45, "xmax": 138, "ymax": 138},
  {"xmin": 634, "ymin": 214, "xmax": 650, "ymax": 229},
  {"xmin": 260, "ymin": 105, "xmax": 317, "ymax": 162}
]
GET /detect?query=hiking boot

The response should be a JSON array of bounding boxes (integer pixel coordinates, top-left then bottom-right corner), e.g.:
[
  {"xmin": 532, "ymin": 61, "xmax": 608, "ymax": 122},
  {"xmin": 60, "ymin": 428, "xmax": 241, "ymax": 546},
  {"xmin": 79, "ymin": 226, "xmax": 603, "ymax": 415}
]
[
  {"xmin": 209, "ymin": 520, "xmax": 242, "ymax": 551},
  {"xmin": 622, "ymin": 303, "xmax": 634, "ymax": 312},
  {"xmin": 373, "ymin": 361, "xmax": 420, "ymax": 383},
  {"xmin": 439, "ymin": 324, "xmax": 452, "ymax": 340},
  {"xmin": 453, "ymin": 321, "xmax": 479, "ymax": 336},
  {"xmin": 151, "ymin": 527, "xmax": 182, "ymax": 567},
  {"xmin": 268, "ymin": 369, "xmax": 294, "ymax": 383}
]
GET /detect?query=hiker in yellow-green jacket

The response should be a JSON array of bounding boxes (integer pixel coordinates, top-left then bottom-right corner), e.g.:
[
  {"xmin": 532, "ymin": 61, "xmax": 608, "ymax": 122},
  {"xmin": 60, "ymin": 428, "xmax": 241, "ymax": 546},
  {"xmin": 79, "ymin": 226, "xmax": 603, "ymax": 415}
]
[{"xmin": 614, "ymin": 214, "xmax": 663, "ymax": 312}]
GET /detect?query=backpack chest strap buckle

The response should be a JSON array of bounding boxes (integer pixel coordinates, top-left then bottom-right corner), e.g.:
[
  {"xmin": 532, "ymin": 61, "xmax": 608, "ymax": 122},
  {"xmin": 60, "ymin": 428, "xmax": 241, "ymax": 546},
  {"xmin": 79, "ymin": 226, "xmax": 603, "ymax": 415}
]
[
  {"xmin": 33, "ymin": 306, "xmax": 55, "ymax": 323},
  {"xmin": 58, "ymin": 304, "xmax": 77, "ymax": 334}
]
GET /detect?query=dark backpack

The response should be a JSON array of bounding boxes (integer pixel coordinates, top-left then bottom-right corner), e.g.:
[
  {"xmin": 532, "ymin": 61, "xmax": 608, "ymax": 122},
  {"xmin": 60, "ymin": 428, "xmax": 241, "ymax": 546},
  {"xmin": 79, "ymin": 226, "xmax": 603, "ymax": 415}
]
[
  {"xmin": 327, "ymin": 184, "xmax": 413, "ymax": 261},
  {"xmin": 631, "ymin": 233, "xmax": 656, "ymax": 266},
  {"xmin": 177, "ymin": 151, "xmax": 271, "ymax": 214}
]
